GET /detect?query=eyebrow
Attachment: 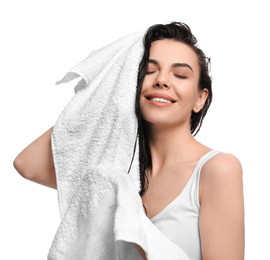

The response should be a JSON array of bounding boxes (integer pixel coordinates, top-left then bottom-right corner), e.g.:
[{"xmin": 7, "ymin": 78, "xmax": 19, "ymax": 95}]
[{"xmin": 148, "ymin": 59, "xmax": 193, "ymax": 72}]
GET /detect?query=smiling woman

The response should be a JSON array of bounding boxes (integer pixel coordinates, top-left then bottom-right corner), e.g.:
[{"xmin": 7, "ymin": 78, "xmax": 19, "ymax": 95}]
[
  {"xmin": 135, "ymin": 22, "xmax": 244, "ymax": 259},
  {"xmin": 13, "ymin": 21, "xmax": 244, "ymax": 260}
]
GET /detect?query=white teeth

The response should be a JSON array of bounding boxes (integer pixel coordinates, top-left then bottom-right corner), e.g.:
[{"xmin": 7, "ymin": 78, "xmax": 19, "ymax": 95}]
[{"xmin": 150, "ymin": 97, "xmax": 173, "ymax": 103}]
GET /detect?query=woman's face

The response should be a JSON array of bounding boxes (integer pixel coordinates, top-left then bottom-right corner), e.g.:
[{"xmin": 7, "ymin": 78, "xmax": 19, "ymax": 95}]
[{"xmin": 140, "ymin": 39, "xmax": 208, "ymax": 129}]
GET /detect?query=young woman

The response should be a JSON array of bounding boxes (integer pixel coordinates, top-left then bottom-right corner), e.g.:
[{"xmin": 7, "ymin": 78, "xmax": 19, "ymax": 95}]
[
  {"xmin": 134, "ymin": 22, "xmax": 244, "ymax": 259},
  {"xmin": 14, "ymin": 22, "xmax": 244, "ymax": 259}
]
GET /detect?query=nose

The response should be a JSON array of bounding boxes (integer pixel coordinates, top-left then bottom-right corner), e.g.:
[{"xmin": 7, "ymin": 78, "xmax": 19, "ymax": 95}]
[
  {"xmin": 154, "ymin": 72, "xmax": 170, "ymax": 88},
  {"xmin": 155, "ymin": 81, "xmax": 169, "ymax": 88}
]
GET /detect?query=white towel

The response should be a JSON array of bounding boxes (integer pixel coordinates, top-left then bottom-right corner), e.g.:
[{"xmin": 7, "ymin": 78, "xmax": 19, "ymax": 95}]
[{"xmin": 48, "ymin": 32, "xmax": 189, "ymax": 260}]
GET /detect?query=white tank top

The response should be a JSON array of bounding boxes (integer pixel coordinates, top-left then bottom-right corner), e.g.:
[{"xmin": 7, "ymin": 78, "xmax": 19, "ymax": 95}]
[{"xmin": 150, "ymin": 150, "xmax": 221, "ymax": 260}]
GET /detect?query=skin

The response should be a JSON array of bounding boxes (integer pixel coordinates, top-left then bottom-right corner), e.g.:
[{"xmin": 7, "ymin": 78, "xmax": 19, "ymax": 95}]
[
  {"xmin": 13, "ymin": 127, "xmax": 57, "ymax": 189},
  {"xmin": 13, "ymin": 39, "xmax": 244, "ymax": 259}
]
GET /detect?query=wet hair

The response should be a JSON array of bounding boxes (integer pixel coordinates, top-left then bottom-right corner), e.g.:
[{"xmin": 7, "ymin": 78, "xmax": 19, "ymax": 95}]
[{"xmin": 135, "ymin": 22, "xmax": 212, "ymax": 196}]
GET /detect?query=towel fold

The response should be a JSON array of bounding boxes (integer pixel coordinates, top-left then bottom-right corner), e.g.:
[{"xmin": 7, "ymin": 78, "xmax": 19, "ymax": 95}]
[{"xmin": 47, "ymin": 32, "xmax": 189, "ymax": 260}]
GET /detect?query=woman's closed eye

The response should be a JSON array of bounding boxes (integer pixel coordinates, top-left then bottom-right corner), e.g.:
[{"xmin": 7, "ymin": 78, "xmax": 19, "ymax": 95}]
[
  {"xmin": 174, "ymin": 74, "xmax": 188, "ymax": 79},
  {"xmin": 146, "ymin": 70, "xmax": 156, "ymax": 75},
  {"xmin": 173, "ymin": 68, "xmax": 190, "ymax": 79},
  {"xmin": 146, "ymin": 63, "xmax": 158, "ymax": 75}
]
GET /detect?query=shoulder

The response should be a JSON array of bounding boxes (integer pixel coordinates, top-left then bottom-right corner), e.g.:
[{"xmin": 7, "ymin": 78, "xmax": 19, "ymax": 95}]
[
  {"xmin": 202, "ymin": 152, "xmax": 242, "ymax": 176},
  {"xmin": 199, "ymin": 152, "xmax": 243, "ymax": 201}
]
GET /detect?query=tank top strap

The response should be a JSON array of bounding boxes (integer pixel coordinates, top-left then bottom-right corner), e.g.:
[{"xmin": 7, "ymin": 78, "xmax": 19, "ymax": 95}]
[
  {"xmin": 196, "ymin": 150, "xmax": 222, "ymax": 171},
  {"xmin": 192, "ymin": 150, "xmax": 222, "ymax": 208}
]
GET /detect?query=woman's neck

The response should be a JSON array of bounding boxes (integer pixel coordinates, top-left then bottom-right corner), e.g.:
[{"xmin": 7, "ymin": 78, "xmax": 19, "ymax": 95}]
[{"xmin": 147, "ymin": 124, "xmax": 200, "ymax": 175}]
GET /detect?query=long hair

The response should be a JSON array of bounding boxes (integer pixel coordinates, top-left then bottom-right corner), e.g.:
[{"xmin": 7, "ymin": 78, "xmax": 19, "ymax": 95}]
[{"xmin": 135, "ymin": 22, "xmax": 212, "ymax": 196}]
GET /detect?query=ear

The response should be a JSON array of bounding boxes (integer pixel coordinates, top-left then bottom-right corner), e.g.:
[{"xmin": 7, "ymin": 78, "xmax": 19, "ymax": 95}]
[{"xmin": 193, "ymin": 88, "xmax": 209, "ymax": 113}]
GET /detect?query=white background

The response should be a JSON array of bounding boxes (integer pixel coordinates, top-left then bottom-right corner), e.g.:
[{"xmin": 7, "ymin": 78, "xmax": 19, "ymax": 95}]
[{"xmin": 1, "ymin": 0, "xmax": 269, "ymax": 259}]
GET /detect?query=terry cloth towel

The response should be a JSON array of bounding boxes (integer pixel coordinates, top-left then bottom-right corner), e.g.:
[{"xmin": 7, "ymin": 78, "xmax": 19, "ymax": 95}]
[{"xmin": 47, "ymin": 32, "xmax": 189, "ymax": 260}]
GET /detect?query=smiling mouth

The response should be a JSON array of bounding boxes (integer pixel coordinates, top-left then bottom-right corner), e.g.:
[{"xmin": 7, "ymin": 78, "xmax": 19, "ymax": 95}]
[
  {"xmin": 145, "ymin": 93, "xmax": 176, "ymax": 104},
  {"xmin": 148, "ymin": 97, "xmax": 173, "ymax": 103}
]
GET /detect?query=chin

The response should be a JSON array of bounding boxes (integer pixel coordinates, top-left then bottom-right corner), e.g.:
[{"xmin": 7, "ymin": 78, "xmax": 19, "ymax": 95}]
[{"xmin": 143, "ymin": 117, "xmax": 177, "ymax": 127}]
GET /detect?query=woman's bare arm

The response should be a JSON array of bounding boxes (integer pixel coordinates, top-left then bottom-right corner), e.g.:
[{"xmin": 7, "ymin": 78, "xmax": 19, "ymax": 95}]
[
  {"xmin": 199, "ymin": 153, "xmax": 245, "ymax": 260},
  {"xmin": 13, "ymin": 127, "xmax": 57, "ymax": 189}
]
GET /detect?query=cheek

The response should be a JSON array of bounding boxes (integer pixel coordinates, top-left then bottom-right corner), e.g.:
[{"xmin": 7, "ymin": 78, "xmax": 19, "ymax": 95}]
[
  {"xmin": 141, "ymin": 76, "xmax": 154, "ymax": 89},
  {"xmin": 139, "ymin": 87, "xmax": 146, "ymax": 114},
  {"xmin": 139, "ymin": 81, "xmax": 149, "ymax": 105},
  {"xmin": 175, "ymin": 82, "xmax": 199, "ymax": 102},
  {"xmin": 139, "ymin": 95, "xmax": 147, "ymax": 117}
]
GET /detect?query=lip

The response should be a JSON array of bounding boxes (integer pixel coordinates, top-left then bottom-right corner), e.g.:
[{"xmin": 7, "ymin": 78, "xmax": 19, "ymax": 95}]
[
  {"xmin": 145, "ymin": 93, "xmax": 176, "ymax": 102},
  {"xmin": 144, "ymin": 92, "xmax": 176, "ymax": 107}
]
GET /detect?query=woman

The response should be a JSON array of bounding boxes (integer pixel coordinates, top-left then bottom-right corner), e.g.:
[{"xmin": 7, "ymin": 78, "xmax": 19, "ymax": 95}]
[
  {"xmin": 135, "ymin": 22, "xmax": 244, "ymax": 259},
  {"xmin": 14, "ymin": 22, "xmax": 244, "ymax": 259}
]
